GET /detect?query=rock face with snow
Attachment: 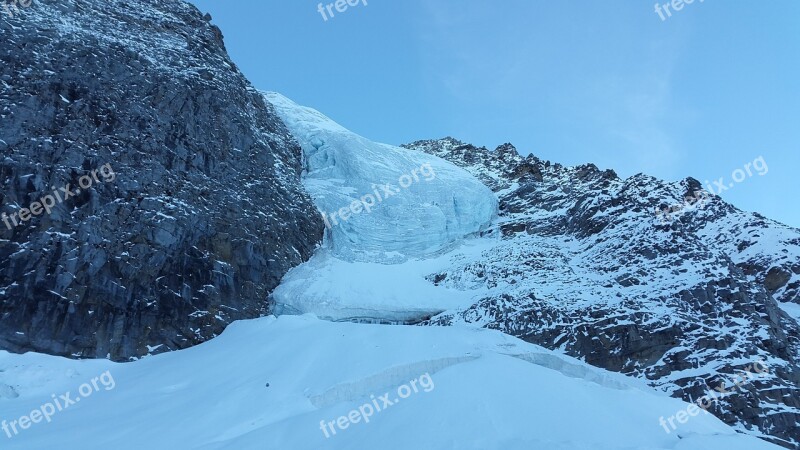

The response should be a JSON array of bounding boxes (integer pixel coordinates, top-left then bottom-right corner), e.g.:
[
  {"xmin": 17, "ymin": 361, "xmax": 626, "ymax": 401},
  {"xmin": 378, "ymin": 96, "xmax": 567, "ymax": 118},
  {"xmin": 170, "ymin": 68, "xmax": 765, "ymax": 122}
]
[
  {"xmin": 0, "ymin": 0, "xmax": 322, "ymax": 360},
  {"xmin": 403, "ymin": 137, "xmax": 800, "ymax": 448}
]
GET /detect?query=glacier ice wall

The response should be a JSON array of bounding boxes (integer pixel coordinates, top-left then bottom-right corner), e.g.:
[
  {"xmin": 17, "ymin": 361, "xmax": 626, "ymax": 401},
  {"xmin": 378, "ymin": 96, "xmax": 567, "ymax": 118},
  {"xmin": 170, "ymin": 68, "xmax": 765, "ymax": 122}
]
[{"xmin": 264, "ymin": 92, "xmax": 497, "ymax": 263}]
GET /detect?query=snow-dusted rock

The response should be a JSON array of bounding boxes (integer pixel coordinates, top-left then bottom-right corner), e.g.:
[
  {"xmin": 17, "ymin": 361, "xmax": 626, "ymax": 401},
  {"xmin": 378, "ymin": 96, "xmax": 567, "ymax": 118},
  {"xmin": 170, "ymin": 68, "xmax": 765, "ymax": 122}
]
[
  {"xmin": 0, "ymin": 0, "xmax": 322, "ymax": 361},
  {"xmin": 404, "ymin": 137, "xmax": 800, "ymax": 448}
]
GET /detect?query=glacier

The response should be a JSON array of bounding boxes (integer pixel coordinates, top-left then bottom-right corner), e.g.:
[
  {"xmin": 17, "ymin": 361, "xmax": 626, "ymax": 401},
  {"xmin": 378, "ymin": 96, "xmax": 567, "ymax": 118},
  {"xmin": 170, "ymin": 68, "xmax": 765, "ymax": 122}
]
[
  {"xmin": 265, "ymin": 93, "xmax": 498, "ymax": 322},
  {"xmin": 264, "ymin": 92, "xmax": 497, "ymax": 261}
]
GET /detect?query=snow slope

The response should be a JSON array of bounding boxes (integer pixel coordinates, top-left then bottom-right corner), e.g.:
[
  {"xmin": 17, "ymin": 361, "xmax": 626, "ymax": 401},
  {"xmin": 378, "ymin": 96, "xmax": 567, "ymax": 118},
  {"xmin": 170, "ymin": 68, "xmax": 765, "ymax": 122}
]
[
  {"xmin": 0, "ymin": 315, "xmax": 781, "ymax": 450},
  {"xmin": 270, "ymin": 236, "xmax": 500, "ymax": 323},
  {"xmin": 780, "ymin": 301, "xmax": 800, "ymax": 322},
  {"xmin": 265, "ymin": 93, "xmax": 498, "ymax": 321}
]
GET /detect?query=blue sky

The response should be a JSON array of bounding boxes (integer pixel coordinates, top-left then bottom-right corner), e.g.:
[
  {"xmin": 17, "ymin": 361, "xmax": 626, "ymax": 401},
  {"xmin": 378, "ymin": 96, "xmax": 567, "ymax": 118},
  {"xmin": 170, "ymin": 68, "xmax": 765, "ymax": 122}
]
[{"xmin": 190, "ymin": 0, "xmax": 799, "ymax": 227}]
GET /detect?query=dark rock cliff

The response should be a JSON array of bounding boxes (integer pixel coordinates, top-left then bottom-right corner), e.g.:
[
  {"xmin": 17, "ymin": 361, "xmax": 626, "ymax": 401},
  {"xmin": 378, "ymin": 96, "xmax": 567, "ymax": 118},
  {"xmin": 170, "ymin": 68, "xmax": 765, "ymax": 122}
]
[{"xmin": 0, "ymin": 0, "xmax": 323, "ymax": 360}]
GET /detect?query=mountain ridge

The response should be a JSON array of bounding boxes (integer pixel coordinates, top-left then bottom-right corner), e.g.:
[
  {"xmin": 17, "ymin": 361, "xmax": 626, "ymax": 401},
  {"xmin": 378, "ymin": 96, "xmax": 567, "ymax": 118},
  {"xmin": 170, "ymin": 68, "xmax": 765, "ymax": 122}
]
[{"xmin": 403, "ymin": 137, "xmax": 800, "ymax": 447}]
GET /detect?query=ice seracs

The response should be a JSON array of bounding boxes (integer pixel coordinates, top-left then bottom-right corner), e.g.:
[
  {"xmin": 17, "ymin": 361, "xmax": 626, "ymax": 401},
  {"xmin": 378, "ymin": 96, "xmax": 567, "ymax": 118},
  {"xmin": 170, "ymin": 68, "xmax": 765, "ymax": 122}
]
[
  {"xmin": 265, "ymin": 93, "xmax": 498, "ymax": 322},
  {"xmin": 264, "ymin": 92, "xmax": 497, "ymax": 262}
]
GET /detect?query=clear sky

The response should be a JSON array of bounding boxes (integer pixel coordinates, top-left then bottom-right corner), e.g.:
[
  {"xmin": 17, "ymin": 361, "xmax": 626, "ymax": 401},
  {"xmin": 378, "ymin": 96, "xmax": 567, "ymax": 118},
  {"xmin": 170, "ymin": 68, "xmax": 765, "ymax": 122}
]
[{"xmin": 190, "ymin": 0, "xmax": 799, "ymax": 228}]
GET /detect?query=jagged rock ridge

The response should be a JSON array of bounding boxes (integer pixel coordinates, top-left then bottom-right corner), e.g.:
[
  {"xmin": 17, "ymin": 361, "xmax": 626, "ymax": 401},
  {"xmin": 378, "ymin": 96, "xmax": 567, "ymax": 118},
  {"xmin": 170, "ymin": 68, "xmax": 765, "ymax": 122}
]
[{"xmin": 404, "ymin": 137, "xmax": 800, "ymax": 448}]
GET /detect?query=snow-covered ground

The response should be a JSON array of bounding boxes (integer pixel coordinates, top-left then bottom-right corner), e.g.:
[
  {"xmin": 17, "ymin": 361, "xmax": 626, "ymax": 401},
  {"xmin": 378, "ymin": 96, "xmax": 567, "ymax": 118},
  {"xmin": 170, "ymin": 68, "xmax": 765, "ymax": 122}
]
[
  {"xmin": 266, "ymin": 93, "xmax": 498, "ymax": 321},
  {"xmin": 0, "ymin": 315, "xmax": 781, "ymax": 449},
  {"xmin": 271, "ymin": 235, "xmax": 499, "ymax": 322}
]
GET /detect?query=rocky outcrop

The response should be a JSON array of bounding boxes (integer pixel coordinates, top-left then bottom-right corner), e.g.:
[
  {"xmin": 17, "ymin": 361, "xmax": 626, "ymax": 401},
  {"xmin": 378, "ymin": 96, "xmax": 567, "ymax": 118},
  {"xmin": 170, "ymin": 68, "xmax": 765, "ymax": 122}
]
[
  {"xmin": 0, "ymin": 0, "xmax": 323, "ymax": 360},
  {"xmin": 405, "ymin": 138, "xmax": 800, "ymax": 448}
]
